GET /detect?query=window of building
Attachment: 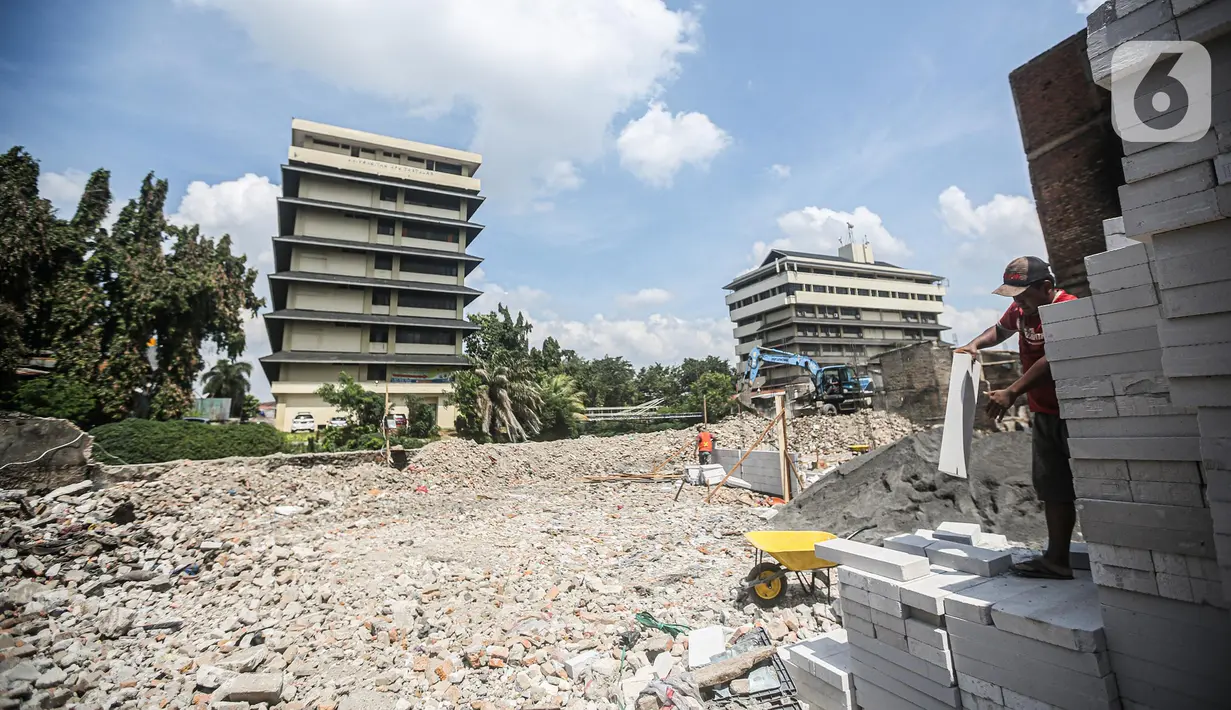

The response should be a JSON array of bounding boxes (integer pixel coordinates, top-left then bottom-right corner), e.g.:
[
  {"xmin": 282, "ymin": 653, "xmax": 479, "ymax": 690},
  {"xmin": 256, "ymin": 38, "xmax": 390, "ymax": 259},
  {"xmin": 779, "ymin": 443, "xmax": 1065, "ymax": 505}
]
[
  {"xmin": 374, "ymin": 253, "xmax": 393, "ymax": 271},
  {"xmin": 377, "ymin": 218, "xmax": 395, "ymax": 236},
  {"xmin": 877, "ymin": 290, "xmax": 889, "ymax": 298},
  {"xmin": 360, "ymin": 148, "xmax": 376, "ymax": 157},
  {"xmin": 434, "ymin": 161, "xmax": 463, "ymax": 175},
  {"xmin": 369, "ymin": 325, "xmax": 389, "ymax": 343},
  {"xmin": 402, "ymin": 223, "xmax": 458, "ymax": 243},
  {"xmin": 400, "ymin": 259, "xmax": 458, "ymax": 277},
  {"xmin": 840, "ymin": 307, "xmax": 860, "ymax": 319},
  {"xmin": 857, "ymin": 289, "xmax": 870, "ymax": 297},
  {"xmin": 368, "ymin": 364, "xmax": 387, "ymax": 381},
  {"xmin": 343, "ymin": 212, "xmax": 366, "ymax": 221},
  {"xmin": 843, "ymin": 326, "xmax": 863, "ymax": 336},
  {"xmin": 314, "ymin": 139, "xmax": 340, "ymax": 148},
  {"xmin": 397, "ymin": 291, "xmax": 456, "ymax": 310},
  {"xmin": 405, "ymin": 191, "xmax": 462, "ymax": 211},
  {"xmin": 379, "ymin": 186, "xmax": 397, "ymax": 202},
  {"xmin": 372, "ymin": 288, "xmax": 390, "ymax": 306},
  {"xmin": 350, "ymin": 146, "xmax": 360, "ymax": 157},
  {"xmin": 396, "ymin": 328, "xmax": 455, "ymax": 345},
  {"xmin": 836, "ymin": 287, "xmax": 849, "ymax": 295}
]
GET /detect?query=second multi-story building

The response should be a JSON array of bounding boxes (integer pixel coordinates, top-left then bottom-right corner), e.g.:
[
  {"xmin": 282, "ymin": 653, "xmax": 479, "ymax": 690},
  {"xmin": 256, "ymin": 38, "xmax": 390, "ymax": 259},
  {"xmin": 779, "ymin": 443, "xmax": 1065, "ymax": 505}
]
[
  {"xmin": 724, "ymin": 243, "xmax": 948, "ymax": 388},
  {"xmin": 261, "ymin": 119, "xmax": 485, "ymax": 431}
]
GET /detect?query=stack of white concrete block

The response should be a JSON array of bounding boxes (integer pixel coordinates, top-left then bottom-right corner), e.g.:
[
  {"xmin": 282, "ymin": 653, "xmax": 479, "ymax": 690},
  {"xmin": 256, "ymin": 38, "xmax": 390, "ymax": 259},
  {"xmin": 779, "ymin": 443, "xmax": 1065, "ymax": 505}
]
[
  {"xmin": 778, "ymin": 629, "xmax": 858, "ymax": 710},
  {"xmin": 1068, "ymin": 3, "xmax": 1231, "ymax": 706}
]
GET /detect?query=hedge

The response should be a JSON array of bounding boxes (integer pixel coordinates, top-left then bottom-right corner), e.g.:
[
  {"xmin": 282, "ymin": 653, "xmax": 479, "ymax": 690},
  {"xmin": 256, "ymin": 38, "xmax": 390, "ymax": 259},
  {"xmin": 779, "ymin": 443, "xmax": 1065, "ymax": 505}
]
[{"xmin": 91, "ymin": 419, "xmax": 284, "ymax": 464}]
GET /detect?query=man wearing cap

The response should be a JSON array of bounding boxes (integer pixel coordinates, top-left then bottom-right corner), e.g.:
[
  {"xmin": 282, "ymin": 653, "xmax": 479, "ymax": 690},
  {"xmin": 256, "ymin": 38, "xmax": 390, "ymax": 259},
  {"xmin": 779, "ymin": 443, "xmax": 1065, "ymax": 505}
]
[{"xmin": 956, "ymin": 256, "xmax": 1079, "ymax": 580}]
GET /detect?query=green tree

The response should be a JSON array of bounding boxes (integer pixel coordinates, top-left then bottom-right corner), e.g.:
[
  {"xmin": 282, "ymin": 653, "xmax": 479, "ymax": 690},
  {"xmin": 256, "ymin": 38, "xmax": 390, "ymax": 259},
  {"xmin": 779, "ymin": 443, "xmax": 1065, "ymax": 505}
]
[
  {"xmin": 316, "ymin": 372, "xmax": 386, "ymax": 427},
  {"xmin": 11, "ymin": 376, "xmax": 98, "ymax": 426},
  {"xmin": 202, "ymin": 359, "xmax": 252, "ymax": 418},
  {"xmin": 241, "ymin": 394, "xmax": 260, "ymax": 422},
  {"xmin": 537, "ymin": 373, "xmax": 585, "ymax": 440},
  {"xmin": 472, "ymin": 360, "xmax": 541, "ymax": 442},
  {"xmin": 465, "ymin": 304, "xmax": 532, "ymax": 366},
  {"xmin": 529, "ymin": 336, "xmax": 572, "ymax": 376},
  {"xmin": 680, "ymin": 370, "xmax": 737, "ymax": 421},
  {"xmin": 635, "ymin": 363, "xmax": 681, "ymax": 405},
  {"xmin": 448, "ymin": 369, "xmax": 486, "ymax": 441},
  {"xmin": 0, "ymin": 148, "xmax": 263, "ymax": 420},
  {"xmin": 403, "ymin": 395, "xmax": 439, "ymax": 438},
  {"xmin": 570, "ymin": 355, "xmax": 636, "ymax": 409},
  {"xmin": 678, "ymin": 356, "xmax": 735, "ymax": 393}
]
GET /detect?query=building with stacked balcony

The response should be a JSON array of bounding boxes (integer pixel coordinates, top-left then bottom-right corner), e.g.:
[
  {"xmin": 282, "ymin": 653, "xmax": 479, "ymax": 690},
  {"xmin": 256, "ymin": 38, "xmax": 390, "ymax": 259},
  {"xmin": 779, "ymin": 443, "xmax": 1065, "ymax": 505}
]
[
  {"xmin": 261, "ymin": 119, "xmax": 484, "ymax": 431},
  {"xmin": 724, "ymin": 243, "xmax": 949, "ymax": 388}
]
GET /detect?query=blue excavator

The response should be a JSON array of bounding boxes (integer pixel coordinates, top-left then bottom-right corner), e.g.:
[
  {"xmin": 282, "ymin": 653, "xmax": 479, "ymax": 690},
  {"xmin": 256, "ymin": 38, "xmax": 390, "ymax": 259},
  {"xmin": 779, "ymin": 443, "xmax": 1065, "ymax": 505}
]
[{"xmin": 741, "ymin": 346, "xmax": 868, "ymax": 415}]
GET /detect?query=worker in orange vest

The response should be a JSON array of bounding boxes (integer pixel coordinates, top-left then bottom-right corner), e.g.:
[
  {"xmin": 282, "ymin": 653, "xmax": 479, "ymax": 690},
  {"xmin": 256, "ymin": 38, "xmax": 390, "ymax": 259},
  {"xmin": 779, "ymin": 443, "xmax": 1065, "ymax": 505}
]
[{"xmin": 696, "ymin": 429, "xmax": 715, "ymax": 465}]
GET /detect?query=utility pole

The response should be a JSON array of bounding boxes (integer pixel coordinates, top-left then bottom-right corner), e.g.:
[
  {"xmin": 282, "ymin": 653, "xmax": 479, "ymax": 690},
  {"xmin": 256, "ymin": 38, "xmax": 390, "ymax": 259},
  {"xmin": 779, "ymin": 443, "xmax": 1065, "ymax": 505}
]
[
  {"xmin": 775, "ymin": 392, "xmax": 790, "ymax": 502},
  {"xmin": 383, "ymin": 379, "xmax": 391, "ymax": 466}
]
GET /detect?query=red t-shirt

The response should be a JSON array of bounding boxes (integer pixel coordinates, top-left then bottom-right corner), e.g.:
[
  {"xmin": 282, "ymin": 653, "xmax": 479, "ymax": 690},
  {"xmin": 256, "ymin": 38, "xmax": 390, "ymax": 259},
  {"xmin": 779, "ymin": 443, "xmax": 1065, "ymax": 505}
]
[{"xmin": 997, "ymin": 289, "xmax": 1078, "ymax": 416}]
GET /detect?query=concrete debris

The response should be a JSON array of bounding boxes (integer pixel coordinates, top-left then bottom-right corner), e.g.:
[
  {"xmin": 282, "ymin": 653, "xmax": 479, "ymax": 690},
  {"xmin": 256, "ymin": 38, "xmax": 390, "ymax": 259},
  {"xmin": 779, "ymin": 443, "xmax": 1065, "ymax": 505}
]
[{"xmin": 0, "ymin": 449, "xmax": 849, "ymax": 709}]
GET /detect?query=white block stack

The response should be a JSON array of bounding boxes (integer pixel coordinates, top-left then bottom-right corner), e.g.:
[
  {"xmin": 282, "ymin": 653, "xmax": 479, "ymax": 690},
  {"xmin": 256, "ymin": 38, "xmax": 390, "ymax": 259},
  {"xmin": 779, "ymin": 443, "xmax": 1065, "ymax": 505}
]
[
  {"xmin": 812, "ymin": 535, "xmax": 1105, "ymax": 710},
  {"xmin": 778, "ymin": 629, "xmax": 858, "ymax": 710},
  {"xmin": 1068, "ymin": 4, "xmax": 1231, "ymax": 707}
]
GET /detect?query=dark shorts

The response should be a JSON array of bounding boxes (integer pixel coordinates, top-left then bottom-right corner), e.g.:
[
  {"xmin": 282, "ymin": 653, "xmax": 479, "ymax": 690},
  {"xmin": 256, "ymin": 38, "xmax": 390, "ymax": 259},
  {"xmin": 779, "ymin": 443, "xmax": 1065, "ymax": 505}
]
[
  {"xmin": 1033, "ymin": 412, "xmax": 1074, "ymax": 503},
  {"xmin": 699, "ymin": 451, "xmax": 712, "ymax": 465}
]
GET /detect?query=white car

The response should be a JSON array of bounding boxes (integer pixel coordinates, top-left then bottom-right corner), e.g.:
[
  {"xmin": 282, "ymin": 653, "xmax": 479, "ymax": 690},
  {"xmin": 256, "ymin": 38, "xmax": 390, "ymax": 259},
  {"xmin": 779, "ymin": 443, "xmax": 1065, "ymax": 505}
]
[
  {"xmin": 290, "ymin": 412, "xmax": 317, "ymax": 433},
  {"xmin": 328, "ymin": 416, "xmax": 348, "ymax": 428}
]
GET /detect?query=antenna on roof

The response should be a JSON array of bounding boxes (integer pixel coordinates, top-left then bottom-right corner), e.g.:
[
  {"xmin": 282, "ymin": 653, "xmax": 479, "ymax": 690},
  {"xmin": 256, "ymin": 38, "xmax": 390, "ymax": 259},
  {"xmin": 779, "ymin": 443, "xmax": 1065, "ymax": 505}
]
[{"xmin": 844, "ymin": 222, "xmax": 854, "ymax": 246}]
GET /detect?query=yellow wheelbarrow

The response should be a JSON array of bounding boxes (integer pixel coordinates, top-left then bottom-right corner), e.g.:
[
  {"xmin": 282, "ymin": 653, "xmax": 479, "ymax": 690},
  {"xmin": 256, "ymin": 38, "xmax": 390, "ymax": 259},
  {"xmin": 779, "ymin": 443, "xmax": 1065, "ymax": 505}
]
[{"xmin": 739, "ymin": 526, "xmax": 877, "ymax": 608}]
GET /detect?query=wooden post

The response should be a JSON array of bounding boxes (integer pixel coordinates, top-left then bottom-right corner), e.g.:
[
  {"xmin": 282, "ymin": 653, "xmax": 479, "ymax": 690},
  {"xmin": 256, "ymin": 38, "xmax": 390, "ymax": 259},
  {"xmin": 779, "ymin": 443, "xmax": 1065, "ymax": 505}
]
[
  {"xmin": 384, "ymin": 379, "xmax": 391, "ymax": 466},
  {"xmin": 776, "ymin": 393, "xmax": 790, "ymax": 502},
  {"xmin": 706, "ymin": 412, "xmax": 781, "ymax": 503},
  {"xmin": 703, "ymin": 394, "xmax": 708, "ymax": 425}
]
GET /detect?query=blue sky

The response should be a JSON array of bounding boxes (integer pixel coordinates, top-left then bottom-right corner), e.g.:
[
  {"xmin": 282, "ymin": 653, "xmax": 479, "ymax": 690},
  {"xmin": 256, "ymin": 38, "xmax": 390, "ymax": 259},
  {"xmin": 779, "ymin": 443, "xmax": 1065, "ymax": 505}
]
[{"xmin": 0, "ymin": 0, "xmax": 1096, "ymax": 399}]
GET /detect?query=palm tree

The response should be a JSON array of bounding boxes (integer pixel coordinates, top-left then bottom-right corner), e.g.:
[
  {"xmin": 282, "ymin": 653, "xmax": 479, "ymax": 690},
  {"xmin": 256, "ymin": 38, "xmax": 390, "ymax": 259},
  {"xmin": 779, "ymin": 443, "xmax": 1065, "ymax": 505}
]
[
  {"xmin": 202, "ymin": 359, "xmax": 252, "ymax": 419},
  {"xmin": 474, "ymin": 360, "xmax": 542, "ymax": 442},
  {"xmin": 538, "ymin": 373, "xmax": 586, "ymax": 440}
]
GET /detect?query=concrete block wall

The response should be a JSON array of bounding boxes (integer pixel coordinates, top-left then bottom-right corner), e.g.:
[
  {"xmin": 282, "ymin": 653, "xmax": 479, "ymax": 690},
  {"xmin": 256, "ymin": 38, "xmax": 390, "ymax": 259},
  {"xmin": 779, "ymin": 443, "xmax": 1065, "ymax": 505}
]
[
  {"xmin": 711, "ymin": 448, "xmax": 800, "ymax": 498},
  {"xmin": 1048, "ymin": 4, "xmax": 1231, "ymax": 707}
]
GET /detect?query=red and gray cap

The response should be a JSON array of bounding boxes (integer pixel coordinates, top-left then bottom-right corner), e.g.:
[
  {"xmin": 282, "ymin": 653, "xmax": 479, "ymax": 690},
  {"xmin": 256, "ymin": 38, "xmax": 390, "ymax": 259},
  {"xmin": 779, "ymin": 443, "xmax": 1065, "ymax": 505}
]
[{"xmin": 992, "ymin": 256, "xmax": 1053, "ymax": 297}]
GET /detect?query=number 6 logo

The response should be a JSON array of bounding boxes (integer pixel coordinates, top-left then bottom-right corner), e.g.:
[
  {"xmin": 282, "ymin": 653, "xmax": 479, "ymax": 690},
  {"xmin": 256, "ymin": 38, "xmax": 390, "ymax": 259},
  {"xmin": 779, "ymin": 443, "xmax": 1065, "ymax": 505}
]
[{"xmin": 1111, "ymin": 41, "xmax": 1211, "ymax": 144}]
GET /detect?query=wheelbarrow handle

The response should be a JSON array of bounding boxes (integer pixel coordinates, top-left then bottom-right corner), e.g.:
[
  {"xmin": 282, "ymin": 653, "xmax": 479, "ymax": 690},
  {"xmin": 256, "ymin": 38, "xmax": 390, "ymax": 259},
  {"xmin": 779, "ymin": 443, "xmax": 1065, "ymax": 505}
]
[{"xmin": 844, "ymin": 524, "xmax": 878, "ymax": 541}]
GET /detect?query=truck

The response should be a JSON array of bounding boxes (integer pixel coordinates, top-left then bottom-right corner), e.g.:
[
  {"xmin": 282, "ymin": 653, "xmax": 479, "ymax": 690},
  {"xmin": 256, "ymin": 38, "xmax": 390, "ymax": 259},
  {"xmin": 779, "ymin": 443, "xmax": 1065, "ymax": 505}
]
[{"xmin": 741, "ymin": 346, "xmax": 867, "ymax": 415}]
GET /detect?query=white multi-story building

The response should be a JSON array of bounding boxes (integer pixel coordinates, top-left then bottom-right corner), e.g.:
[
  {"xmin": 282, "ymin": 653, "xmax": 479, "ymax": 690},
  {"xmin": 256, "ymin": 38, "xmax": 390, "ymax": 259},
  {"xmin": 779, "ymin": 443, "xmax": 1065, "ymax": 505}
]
[
  {"xmin": 261, "ymin": 119, "xmax": 485, "ymax": 431},
  {"xmin": 724, "ymin": 244, "xmax": 949, "ymax": 388}
]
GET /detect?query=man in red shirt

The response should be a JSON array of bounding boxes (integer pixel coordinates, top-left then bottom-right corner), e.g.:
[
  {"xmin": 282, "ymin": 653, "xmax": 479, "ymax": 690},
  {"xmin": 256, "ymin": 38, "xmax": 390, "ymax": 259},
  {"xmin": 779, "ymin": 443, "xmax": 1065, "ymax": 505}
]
[{"xmin": 956, "ymin": 256, "xmax": 1078, "ymax": 580}]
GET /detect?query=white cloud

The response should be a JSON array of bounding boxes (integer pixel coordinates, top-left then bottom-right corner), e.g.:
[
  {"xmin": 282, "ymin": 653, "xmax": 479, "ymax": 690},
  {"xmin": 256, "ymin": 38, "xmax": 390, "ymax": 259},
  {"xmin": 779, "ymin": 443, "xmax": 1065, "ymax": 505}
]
[
  {"xmin": 769, "ymin": 164, "xmax": 791, "ymax": 178},
  {"xmin": 169, "ymin": 173, "xmax": 281, "ymax": 269},
  {"xmin": 616, "ymin": 101, "xmax": 731, "ymax": 187},
  {"xmin": 1074, "ymin": 0, "xmax": 1104, "ymax": 14},
  {"xmin": 939, "ymin": 304, "xmax": 1015, "ymax": 351},
  {"xmin": 537, "ymin": 313, "xmax": 733, "ymax": 364},
  {"xmin": 543, "ymin": 160, "xmax": 583, "ymax": 192},
  {"xmin": 466, "ymin": 267, "xmax": 552, "ymax": 320},
  {"xmin": 194, "ymin": 0, "xmax": 700, "ymax": 201},
  {"xmin": 937, "ymin": 186, "xmax": 1045, "ymax": 280},
  {"xmin": 198, "ymin": 312, "xmax": 273, "ymax": 401},
  {"xmin": 38, "ymin": 169, "xmax": 89, "ymax": 216},
  {"xmin": 751, "ymin": 205, "xmax": 912, "ymax": 265},
  {"xmin": 616, "ymin": 288, "xmax": 673, "ymax": 307}
]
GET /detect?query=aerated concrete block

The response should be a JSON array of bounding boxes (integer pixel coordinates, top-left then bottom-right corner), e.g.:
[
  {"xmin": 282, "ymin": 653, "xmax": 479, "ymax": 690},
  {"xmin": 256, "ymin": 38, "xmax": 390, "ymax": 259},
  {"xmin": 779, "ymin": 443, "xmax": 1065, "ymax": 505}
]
[
  {"xmin": 1093, "ymin": 562, "xmax": 1161, "ymax": 594},
  {"xmin": 1197, "ymin": 406, "xmax": 1231, "ymax": 437},
  {"xmin": 899, "ymin": 568, "xmax": 985, "ymax": 616},
  {"xmin": 839, "ymin": 596, "xmax": 872, "ymax": 622},
  {"xmin": 987, "ymin": 578, "xmax": 1107, "ymax": 652},
  {"xmin": 1090, "ymin": 284, "xmax": 1158, "ymax": 314},
  {"xmin": 905, "ymin": 617, "xmax": 950, "ymax": 650},
  {"xmin": 1084, "ymin": 241, "xmax": 1149, "ymax": 275},
  {"xmin": 838, "ymin": 565, "xmax": 903, "ymax": 601},
  {"xmin": 781, "ymin": 629, "xmax": 854, "ymax": 692},
  {"xmin": 1055, "ymin": 377, "xmax": 1115, "ymax": 400},
  {"xmin": 871, "ymin": 608, "xmax": 907, "ymax": 636},
  {"xmin": 1177, "ymin": 0, "xmax": 1231, "ymax": 39},
  {"xmin": 868, "ymin": 592, "xmax": 907, "ymax": 618},
  {"xmin": 908, "ymin": 635, "xmax": 954, "ymax": 671},
  {"xmin": 1067, "ymin": 413, "xmax": 1197, "ymax": 438},
  {"xmin": 1107, "ymin": 651, "xmax": 1227, "ymax": 704},
  {"xmin": 1088, "ymin": 263, "xmax": 1156, "ymax": 294},
  {"xmin": 935, "ymin": 521, "xmax": 982, "ymax": 540},
  {"xmin": 1045, "ymin": 315, "xmax": 1099, "ymax": 341},
  {"xmin": 1153, "ymin": 244, "xmax": 1231, "ymax": 290},
  {"xmin": 1121, "ymin": 128, "xmax": 1220, "ymax": 183},
  {"xmin": 1129, "ymin": 480, "xmax": 1205, "ymax": 506},
  {"xmin": 947, "ymin": 617, "xmax": 1112, "ymax": 678},
  {"xmin": 1126, "ymin": 459, "xmax": 1203, "ymax": 483},
  {"xmin": 943, "ymin": 575, "xmax": 1047, "ymax": 625},
  {"xmin": 1118, "ymin": 160, "xmax": 1218, "ymax": 211},
  {"xmin": 884, "ymin": 532, "xmax": 937, "ymax": 556},
  {"xmin": 816, "ymin": 538, "xmax": 931, "ymax": 582},
  {"xmin": 1038, "ymin": 297, "xmax": 1095, "ymax": 325},
  {"xmin": 1102, "ymin": 216, "xmax": 1125, "ymax": 237},
  {"xmin": 1098, "ymin": 583, "xmax": 1231, "ymax": 626},
  {"xmin": 1169, "ymin": 373, "xmax": 1231, "ymax": 406},
  {"xmin": 1074, "ymin": 476, "xmax": 1132, "ymax": 500},
  {"xmin": 851, "ymin": 673, "xmax": 952, "ymax": 710},
  {"xmin": 1216, "ymin": 152, "xmax": 1231, "ymax": 184},
  {"xmin": 842, "ymin": 610, "xmax": 875, "ymax": 639},
  {"xmin": 874, "ymin": 624, "xmax": 909, "ymax": 652},
  {"xmin": 1099, "ymin": 597, "xmax": 1231, "ymax": 677},
  {"xmin": 1068, "ymin": 436, "xmax": 1200, "ymax": 461},
  {"xmin": 849, "ymin": 643, "xmax": 959, "ymax": 704},
  {"xmin": 1110, "ymin": 370, "xmax": 1169, "ymax": 395},
  {"xmin": 1094, "ymin": 304, "xmax": 1160, "ymax": 333},
  {"xmin": 1049, "ymin": 349, "xmax": 1162, "ymax": 380},
  {"xmin": 1071, "ymin": 459, "xmax": 1129, "ymax": 480},
  {"xmin": 1161, "ymin": 279, "xmax": 1231, "ymax": 319},
  {"xmin": 1078, "ymin": 498, "xmax": 1211, "ymax": 532},
  {"xmin": 1087, "ymin": 542, "xmax": 1154, "ymax": 572},
  {"xmin": 1157, "ymin": 311, "xmax": 1231, "ymax": 347},
  {"xmin": 1060, "ymin": 397, "xmax": 1119, "ymax": 419},
  {"xmin": 951, "ymin": 650, "xmax": 1120, "ymax": 710},
  {"xmin": 958, "ymin": 672, "xmax": 1005, "ymax": 704},
  {"xmin": 1113, "ymin": 393, "xmax": 1194, "ymax": 417},
  {"xmin": 925, "ymin": 540, "xmax": 1012, "ymax": 577},
  {"xmin": 1163, "ymin": 342, "xmax": 1231, "ymax": 377},
  {"xmin": 1046, "ymin": 327, "xmax": 1159, "ymax": 362}
]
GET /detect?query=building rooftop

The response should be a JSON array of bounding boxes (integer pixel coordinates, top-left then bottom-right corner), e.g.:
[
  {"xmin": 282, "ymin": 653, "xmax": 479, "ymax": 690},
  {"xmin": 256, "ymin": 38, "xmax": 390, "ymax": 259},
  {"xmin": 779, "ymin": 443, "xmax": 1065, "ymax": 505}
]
[
  {"xmin": 725, "ymin": 247, "xmax": 944, "ymax": 291},
  {"xmin": 292, "ymin": 118, "xmax": 481, "ymax": 170}
]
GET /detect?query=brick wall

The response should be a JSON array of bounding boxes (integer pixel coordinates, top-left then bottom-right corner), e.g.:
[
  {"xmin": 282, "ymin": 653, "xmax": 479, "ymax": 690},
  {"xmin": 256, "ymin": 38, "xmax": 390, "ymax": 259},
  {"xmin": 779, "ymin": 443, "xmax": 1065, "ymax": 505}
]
[
  {"xmin": 872, "ymin": 341, "xmax": 953, "ymax": 425},
  {"xmin": 1009, "ymin": 30, "xmax": 1125, "ymax": 297}
]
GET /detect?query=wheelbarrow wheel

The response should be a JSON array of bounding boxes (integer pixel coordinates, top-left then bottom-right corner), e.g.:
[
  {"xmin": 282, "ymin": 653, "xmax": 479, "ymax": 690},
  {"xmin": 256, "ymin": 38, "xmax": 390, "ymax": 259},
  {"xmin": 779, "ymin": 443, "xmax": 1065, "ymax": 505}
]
[{"xmin": 746, "ymin": 561, "xmax": 787, "ymax": 608}]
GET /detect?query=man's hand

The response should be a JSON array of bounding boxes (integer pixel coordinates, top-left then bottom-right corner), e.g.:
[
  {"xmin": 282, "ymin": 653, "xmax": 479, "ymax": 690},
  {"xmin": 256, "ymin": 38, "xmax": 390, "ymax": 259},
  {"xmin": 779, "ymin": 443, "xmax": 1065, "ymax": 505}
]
[
  {"xmin": 954, "ymin": 342, "xmax": 979, "ymax": 357},
  {"xmin": 986, "ymin": 388, "xmax": 1019, "ymax": 420}
]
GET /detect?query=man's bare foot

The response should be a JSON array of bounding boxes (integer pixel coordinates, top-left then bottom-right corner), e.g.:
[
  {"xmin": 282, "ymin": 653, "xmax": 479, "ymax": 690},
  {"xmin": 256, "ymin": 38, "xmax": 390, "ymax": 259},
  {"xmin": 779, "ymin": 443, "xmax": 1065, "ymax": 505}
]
[{"xmin": 1012, "ymin": 556, "xmax": 1073, "ymax": 580}]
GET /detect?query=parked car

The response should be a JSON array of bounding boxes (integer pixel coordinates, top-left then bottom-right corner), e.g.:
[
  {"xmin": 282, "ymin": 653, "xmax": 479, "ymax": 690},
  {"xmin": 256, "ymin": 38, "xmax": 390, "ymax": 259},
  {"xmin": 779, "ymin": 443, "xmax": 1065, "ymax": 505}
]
[
  {"xmin": 328, "ymin": 416, "xmax": 348, "ymax": 428},
  {"xmin": 290, "ymin": 412, "xmax": 317, "ymax": 433},
  {"xmin": 181, "ymin": 416, "xmax": 209, "ymax": 424},
  {"xmin": 394, "ymin": 414, "xmax": 407, "ymax": 429}
]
